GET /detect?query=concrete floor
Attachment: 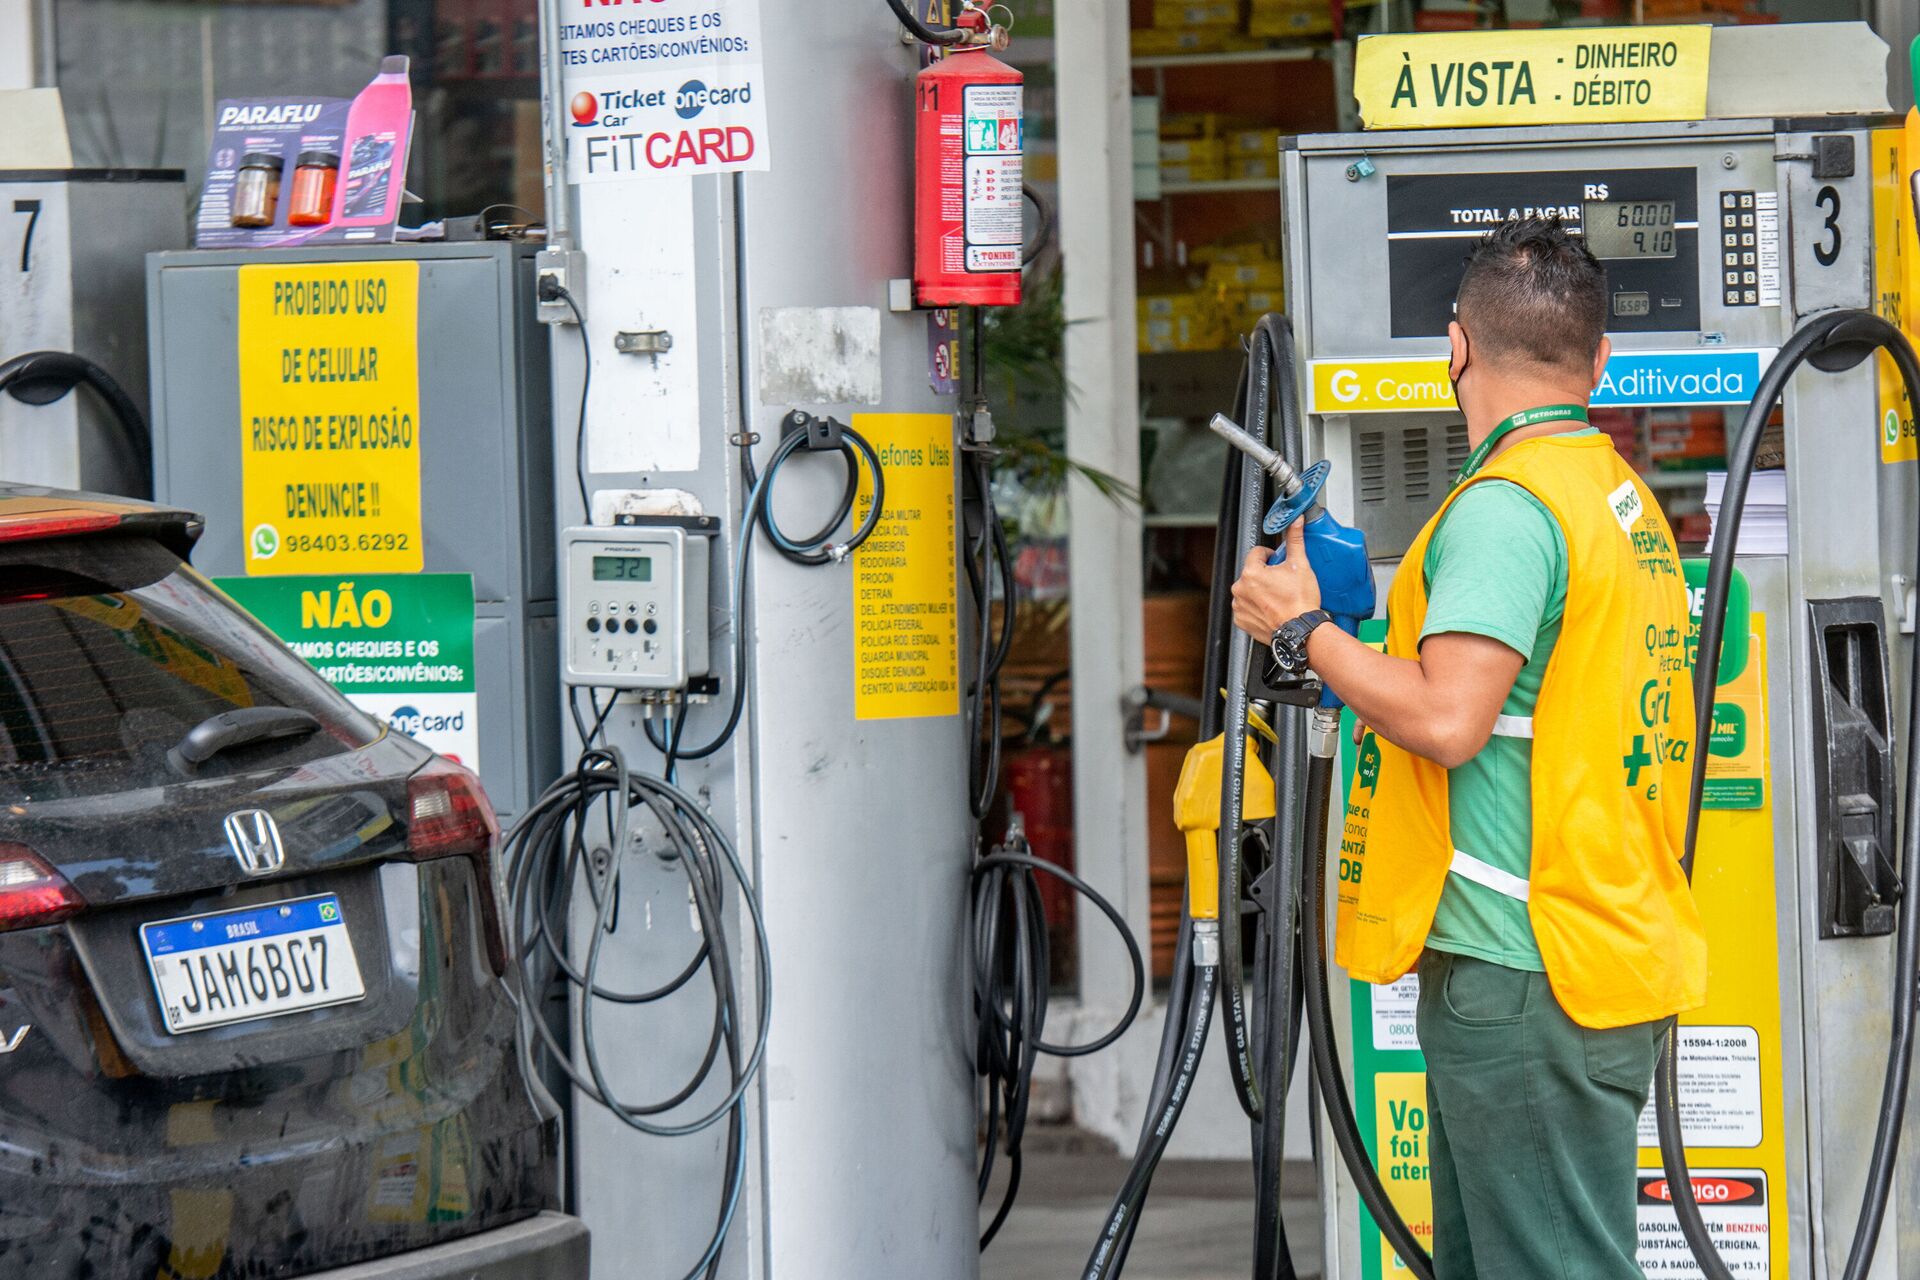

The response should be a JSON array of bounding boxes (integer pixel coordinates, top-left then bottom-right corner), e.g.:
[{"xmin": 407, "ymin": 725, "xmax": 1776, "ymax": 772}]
[{"xmin": 980, "ymin": 1135, "xmax": 1322, "ymax": 1280}]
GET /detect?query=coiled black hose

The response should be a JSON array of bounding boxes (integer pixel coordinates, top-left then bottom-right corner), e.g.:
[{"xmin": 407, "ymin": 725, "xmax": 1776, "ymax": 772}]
[
  {"xmin": 1665, "ymin": 308, "xmax": 1920, "ymax": 1280},
  {"xmin": 0, "ymin": 350, "xmax": 153, "ymax": 497}
]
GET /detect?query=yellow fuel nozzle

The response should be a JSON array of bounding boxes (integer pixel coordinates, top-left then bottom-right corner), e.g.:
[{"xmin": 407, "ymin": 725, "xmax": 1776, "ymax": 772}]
[{"xmin": 1172, "ymin": 733, "xmax": 1277, "ymax": 922}]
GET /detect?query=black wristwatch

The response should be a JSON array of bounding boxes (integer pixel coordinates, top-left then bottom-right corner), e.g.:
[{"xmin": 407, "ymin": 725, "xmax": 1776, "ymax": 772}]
[{"xmin": 1270, "ymin": 609, "xmax": 1332, "ymax": 672}]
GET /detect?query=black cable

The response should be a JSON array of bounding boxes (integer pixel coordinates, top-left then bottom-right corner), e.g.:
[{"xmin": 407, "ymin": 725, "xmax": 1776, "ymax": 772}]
[
  {"xmin": 548, "ymin": 286, "xmax": 591, "ymax": 516},
  {"xmin": 670, "ymin": 421, "xmax": 887, "ymax": 762},
  {"xmin": 505, "ymin": 745, "xmax": 769, "ymax": 1279},
  {"xmin": 886, "ymin": 0, "xmax": 968, "ymax": 45},
  {"xmin": 0, "ymin": 350, "xmax": 153, "ymax": 498},
  {"xmin": 973, "ymin": 840, "xmax": 1146, "ymax": 1249},
  {"xmin": 1664, "ymin": 308, "xmax": 1920, "ymax": 1280}
]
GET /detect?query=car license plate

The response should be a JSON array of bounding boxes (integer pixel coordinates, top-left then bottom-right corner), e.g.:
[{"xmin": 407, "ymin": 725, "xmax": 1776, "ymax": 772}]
[{"xmin": 141, "ymin": 893, "xmax": 366, "ymax": 1034}]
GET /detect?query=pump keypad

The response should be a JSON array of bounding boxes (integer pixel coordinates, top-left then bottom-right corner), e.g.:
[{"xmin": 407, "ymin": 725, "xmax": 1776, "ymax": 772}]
[{"xmin": 1718, "ymin": 190, "xmax": 1779, "ymax": 308}]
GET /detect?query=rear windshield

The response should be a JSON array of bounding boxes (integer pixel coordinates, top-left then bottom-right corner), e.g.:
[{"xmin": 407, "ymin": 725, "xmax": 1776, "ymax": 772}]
[{"xmin": 0, "ymin": 535, "xmax": 379, "ymax": 802}]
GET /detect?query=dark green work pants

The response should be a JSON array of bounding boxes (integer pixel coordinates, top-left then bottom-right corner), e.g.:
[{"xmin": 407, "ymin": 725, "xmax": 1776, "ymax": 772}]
[{"xmin": 1415, "ymin": 949, "xmax": 1667, "ymax": 1280}]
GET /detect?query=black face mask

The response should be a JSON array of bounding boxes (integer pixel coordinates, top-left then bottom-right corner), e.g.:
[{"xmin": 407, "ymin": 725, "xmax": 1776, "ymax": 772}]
[{"xmin": 1449, "ymin": 326, "xmax": 1471, "ymax": 413}]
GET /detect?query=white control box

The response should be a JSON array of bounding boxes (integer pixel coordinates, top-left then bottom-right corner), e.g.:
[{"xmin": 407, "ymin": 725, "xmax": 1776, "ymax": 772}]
[{"xmin": 560, "ymin": 523, "xmax": 712, "ymax": 689}]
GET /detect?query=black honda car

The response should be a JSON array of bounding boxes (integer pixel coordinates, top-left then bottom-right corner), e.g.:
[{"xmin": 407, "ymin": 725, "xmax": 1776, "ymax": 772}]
[{"xmin": 0, "ymin": 487, "xmax": 583, "ymax": 1277}]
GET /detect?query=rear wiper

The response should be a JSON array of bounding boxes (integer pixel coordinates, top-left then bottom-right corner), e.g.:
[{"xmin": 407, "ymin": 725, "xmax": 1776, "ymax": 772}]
[{"xmin": 168, "ymin": 706, "xmax": 322, "ymax": 773}]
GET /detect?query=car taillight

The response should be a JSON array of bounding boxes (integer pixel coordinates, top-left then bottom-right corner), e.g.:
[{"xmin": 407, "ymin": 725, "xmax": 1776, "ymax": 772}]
[
  {"xmin": 406, "ymin": 758, "xmax": 509, "ymax": 973},
  {"xmin": 0, "ymin": 509, "xmax": 122, "ymax": 543},
  {"xmin": 0, "ymin": 844, "xmax": 84, "ymax": 931}
]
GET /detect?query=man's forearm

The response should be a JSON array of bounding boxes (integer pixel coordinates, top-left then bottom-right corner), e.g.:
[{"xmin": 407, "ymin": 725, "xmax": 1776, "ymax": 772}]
[{"xmin": 1301, "ymin": 626, "xmax": 1493, "ymax": 768}]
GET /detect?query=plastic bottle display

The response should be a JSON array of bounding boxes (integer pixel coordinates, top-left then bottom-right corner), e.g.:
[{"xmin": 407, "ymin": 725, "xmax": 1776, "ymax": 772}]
[
  {"xmin": 331, "ymin": 56, "xmax": 413, "ymax": 230},
  {"xmin": 287, "ymin": 151, "xmax": 340, "ymax": 226}
]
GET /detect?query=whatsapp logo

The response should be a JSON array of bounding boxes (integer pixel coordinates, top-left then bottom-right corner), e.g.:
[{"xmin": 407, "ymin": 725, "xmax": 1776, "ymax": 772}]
[
  {"xmin": 1887, "ymin": 409, "xmax": 1901, "ymax": 447},
  {"xmin": 250, "ymin": 524, "xmax": 280, "ymax": 559}
]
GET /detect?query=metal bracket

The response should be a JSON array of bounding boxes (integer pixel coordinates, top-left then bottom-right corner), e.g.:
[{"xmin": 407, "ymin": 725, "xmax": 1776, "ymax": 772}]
[
  {"xmin": 615, "ymin": 329, "xmax": 673, "ymax": 356},
  {"xmin": 1895, "ymin": 574, "xmax": 1916, "ymax": 635}
]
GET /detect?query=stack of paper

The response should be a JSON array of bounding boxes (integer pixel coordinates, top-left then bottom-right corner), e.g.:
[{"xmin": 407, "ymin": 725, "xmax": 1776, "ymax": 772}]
[{"xmin": 1704, "ymin": 470, "xmax": 1789, "ymax": 555}]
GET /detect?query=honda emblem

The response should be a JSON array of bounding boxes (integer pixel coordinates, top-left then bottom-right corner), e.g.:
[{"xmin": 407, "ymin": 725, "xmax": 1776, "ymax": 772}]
[{"xmin": 223, "ymin": 809, "xmax": 285, "ymax": 876}]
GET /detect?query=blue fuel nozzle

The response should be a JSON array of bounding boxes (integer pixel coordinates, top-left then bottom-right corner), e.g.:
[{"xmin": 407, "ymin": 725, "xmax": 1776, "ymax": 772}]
[{"xmin": 1209, "ymin": 414, "xmax": 1376, "ymax": 707}]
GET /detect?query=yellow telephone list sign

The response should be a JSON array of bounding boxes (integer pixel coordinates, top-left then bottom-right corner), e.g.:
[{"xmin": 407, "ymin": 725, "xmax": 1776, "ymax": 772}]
[
  {"xmin": 238, "ymin": 261, "xmax": 423, "ymax": 574},
  {"xmin": 1353, "ymin": 27, "xmax": 1711, "ymax": 131},
  {"xmin": 1872, "ymin": 127, "xmax": 1920, "ymax": 463},
  {"xmin": 851, "ymin": 412, "xmax": 960, "ymax": 720}
]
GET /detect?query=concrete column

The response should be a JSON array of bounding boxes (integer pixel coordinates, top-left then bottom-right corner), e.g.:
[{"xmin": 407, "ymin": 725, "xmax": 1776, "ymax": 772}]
[{"xmin": 1054, "ymin": 0, "xmax": 1150, "ymax": 1038}]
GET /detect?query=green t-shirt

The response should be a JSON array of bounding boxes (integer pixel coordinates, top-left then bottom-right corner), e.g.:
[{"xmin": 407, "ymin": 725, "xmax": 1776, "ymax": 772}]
[{"xmin": 1417, "ymin": 432, "xmax": 1590, "ymax": 971}]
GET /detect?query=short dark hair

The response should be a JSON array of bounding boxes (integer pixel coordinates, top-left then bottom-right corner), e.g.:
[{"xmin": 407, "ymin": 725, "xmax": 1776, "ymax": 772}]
[{"xmin": 1456, "ymin": 216, "xmax": 1608, "ymax": 376}]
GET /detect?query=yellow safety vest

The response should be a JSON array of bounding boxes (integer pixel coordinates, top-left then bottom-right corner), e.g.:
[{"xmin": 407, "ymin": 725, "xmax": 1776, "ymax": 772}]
[{"xmin": 1334, "ymin": 433, "xmax": 1708, "ymax": 1029}]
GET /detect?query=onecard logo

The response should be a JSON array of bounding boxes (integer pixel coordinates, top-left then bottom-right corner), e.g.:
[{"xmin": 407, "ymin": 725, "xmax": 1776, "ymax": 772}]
[{"xmin": 1608, "ymin": 480, "xmax": 1644, "ymax": 532}]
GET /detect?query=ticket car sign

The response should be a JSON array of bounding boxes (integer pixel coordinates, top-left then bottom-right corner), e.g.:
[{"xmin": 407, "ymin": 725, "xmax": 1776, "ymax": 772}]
[{"xmin": 558, "ymin": 0, "xmax": 772, "ymax": 182}]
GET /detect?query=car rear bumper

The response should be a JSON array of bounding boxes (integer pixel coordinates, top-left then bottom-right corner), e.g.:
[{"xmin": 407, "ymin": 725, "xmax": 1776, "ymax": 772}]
[{"xmin": 301, "ymin": 1212, "xmax": 589, "ymax": 1280}]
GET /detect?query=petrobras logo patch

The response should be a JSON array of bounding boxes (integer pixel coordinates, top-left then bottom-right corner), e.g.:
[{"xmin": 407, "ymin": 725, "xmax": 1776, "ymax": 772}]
[
  {"xmin": 1607, "ymin": 480, "xmax": 1644, "ymax": 533},
  {"xmin": 673, "ymin": 78, "xmax": 753, "ymax": 120}
]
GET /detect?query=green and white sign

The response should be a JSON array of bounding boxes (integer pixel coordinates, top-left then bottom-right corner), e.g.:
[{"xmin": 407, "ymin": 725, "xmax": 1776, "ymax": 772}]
[{"xmin": 215, "ymin": 572, "xmax": 479, "ymax": 768}]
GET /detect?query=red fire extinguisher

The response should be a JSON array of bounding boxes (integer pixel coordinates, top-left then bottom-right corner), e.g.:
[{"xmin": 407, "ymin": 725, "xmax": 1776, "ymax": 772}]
[{"xmin": 913, "ymin": 7, "xmax": 1023, "ymax": 307}]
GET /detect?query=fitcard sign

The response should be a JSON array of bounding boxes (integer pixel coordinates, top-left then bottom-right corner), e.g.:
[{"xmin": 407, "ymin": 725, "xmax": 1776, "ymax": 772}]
[{"xmin": 558, "ymin": 0, "xmax": 771, "ymax": 182}]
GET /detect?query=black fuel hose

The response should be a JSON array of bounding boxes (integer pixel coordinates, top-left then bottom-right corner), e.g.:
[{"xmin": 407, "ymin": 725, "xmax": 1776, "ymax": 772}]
[
  {"xmin": 1217, "ymin": 328, "xmax": 1281, "ymax": 1124},
  {"xmin": 1248, "ymin": 314, "xmax": 1310, "ymax": 1280},
  {"xmin": 1299, "ymin": 720, "xmax": 1437, "ymax": 1279},
  {"xmin": 1665, "ymin": 307, "xmax": 1920, "ymax": 1280},
  {"xmin": 1080, "ymin": 363, "xmax": 1251, "ymax": 1280},
  {"xmin": 0, "ymin": 350, "xmax": 153, "ymax": 498}
]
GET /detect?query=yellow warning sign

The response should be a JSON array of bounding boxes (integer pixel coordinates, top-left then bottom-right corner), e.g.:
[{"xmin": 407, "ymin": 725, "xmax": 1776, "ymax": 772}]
[
  {"xmin": 1353, "ymin": 27, "xmax": 1712, "ymax": 131},
  {"xmin": 1872, "ymin": 127, "xmax": 1919, "ymax": 463},
  {"xmin": 1373, "ymin": 1072, "xmax": 1436, "ymax": 1274},
  {"xmin": 1308, "ymin": 357, "xmax": 1454, "ymax": 414},
  {"xmin": 852, "ymin": 412, "xmax": 959, "ymax": 720},
  {"xmin": 238, "ymin": 261, "xmax": 422, "ymax": 575}
]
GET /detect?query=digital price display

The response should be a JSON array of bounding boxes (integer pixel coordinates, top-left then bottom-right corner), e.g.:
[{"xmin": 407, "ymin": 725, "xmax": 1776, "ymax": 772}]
[
  {"xmin": 592, "ymin": 554, "xmax": 653, "ymax": 582},
  {"xmin": 1582, "ymin": 200, "xmax": 1677, "ymax": 259}
]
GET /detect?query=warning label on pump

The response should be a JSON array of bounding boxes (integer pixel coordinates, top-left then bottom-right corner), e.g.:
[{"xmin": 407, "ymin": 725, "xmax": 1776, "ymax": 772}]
[
  {"xmin": 1634, "ymin": 1026, "xmax": 1763, "ymax": 1149},
  {"xmin": 1638, "ymin": 1170, "xmax": 1769, "ymax": 1277},
  {"xmin": 852, "ymin": 413, "xmax": 959, "ymax": 720},
  {"xmin": 237, "ymin": 261, "xmax": 422, "ymax": 575},
  {"xmin": 1371, "ymin": 974, "xmax": 1421, "ymax": 1052},
  {"xmin": 1352, "ymin": 27, "xmax": 1711, "ymax": 130},
  {"xmin": 962, "ymin": 83, "xmax": 1022, "ymax": 273}
]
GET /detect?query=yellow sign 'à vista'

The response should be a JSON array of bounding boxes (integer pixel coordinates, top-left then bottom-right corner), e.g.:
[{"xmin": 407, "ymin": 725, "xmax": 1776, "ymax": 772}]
[
  {"xmin": 1353, "ymin": 26, "xmax": 1712, "ymax": 131},
  {"xmin": 238, "ymin": 260, "xmax": 423, "ymax": 575}
]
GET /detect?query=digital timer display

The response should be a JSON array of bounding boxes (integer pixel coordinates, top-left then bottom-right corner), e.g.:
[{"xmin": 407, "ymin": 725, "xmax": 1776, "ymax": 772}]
[
  {"xmin": 1582, "ymin": 200, "xmax": 1678, "ymax": 259},
  {"xmin": 592, "ymin": 554, "xmax": 654, "ymax": 582}
]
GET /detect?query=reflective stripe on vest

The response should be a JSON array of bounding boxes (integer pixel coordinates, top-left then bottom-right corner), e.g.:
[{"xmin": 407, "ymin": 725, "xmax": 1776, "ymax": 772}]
[
  {"xmin": 1449, "ymin": 849, "xmax": 1531, "ymax": 901},
  {"xmin": 1491, "ymin": 714, "xmax": 1533, "ymax": 739}
]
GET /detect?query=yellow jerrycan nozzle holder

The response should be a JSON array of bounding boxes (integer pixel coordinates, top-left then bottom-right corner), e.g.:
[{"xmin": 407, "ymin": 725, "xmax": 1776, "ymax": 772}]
[{"xmin": 1172, "ymin": 733, "xmax": 1276, "ymax": 924}]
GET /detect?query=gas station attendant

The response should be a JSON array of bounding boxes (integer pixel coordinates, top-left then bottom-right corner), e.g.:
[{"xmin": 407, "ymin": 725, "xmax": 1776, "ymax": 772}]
[{"xmin": 1230, "ymin": 216, "xmax": 1709, "ymax": 1279}]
